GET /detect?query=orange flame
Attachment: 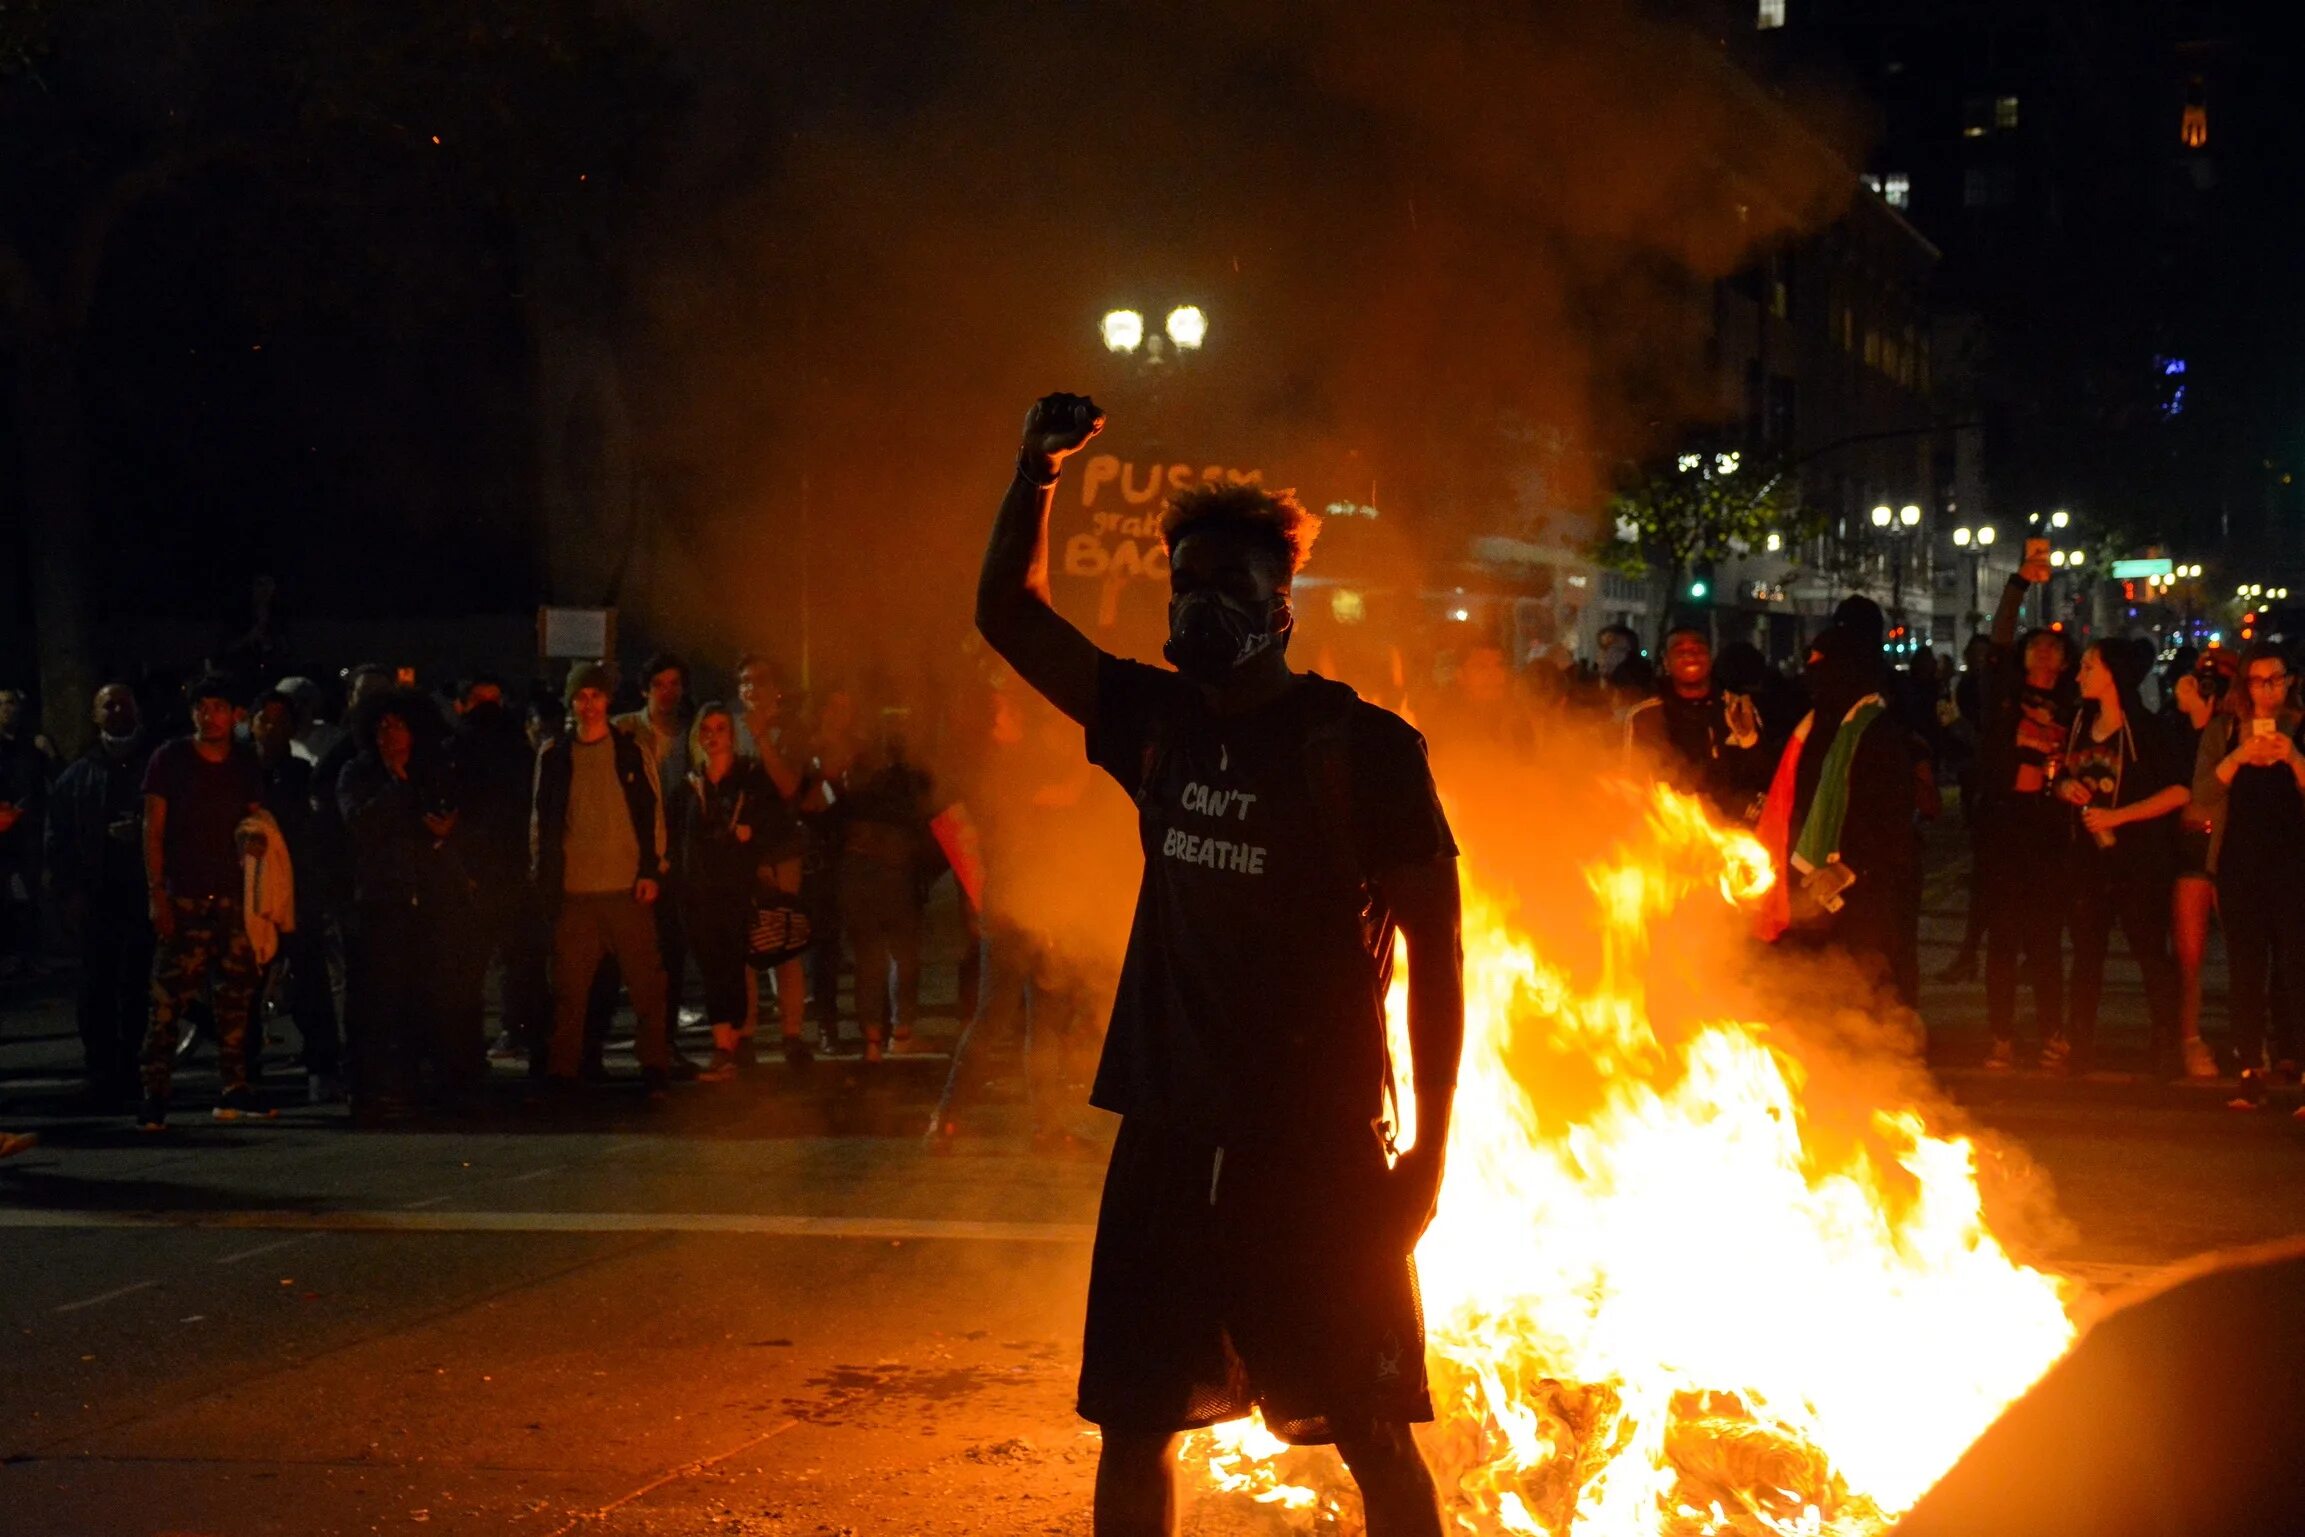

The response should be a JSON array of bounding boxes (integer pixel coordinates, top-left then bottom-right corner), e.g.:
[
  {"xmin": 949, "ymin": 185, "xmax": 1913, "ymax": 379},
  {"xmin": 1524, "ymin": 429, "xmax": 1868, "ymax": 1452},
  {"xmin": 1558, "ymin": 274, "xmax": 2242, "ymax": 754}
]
[{"xmin": 1184, "ymin": 783, "xmax": 2077, "ymax": 1535}]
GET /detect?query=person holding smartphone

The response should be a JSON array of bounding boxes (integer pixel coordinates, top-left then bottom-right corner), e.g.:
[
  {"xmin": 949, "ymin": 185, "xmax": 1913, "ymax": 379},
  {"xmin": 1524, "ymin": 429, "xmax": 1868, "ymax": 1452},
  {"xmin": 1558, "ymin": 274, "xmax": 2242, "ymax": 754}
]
[
  {"xmin": 2189, "ymin": 641, "xmax": 2305, "ymax": 1094},
  {"xmin": 1972, "ymin": 544, "xmax": 2078, "ymax": 1070}
]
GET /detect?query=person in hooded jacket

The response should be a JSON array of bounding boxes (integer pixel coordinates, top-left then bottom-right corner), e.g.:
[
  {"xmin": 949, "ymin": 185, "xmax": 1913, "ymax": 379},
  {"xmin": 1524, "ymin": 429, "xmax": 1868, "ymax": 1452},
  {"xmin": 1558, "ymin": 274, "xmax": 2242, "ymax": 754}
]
[{"xmin": 1758, "ymin": 624, "xmax": 1917, "ymax": 987}]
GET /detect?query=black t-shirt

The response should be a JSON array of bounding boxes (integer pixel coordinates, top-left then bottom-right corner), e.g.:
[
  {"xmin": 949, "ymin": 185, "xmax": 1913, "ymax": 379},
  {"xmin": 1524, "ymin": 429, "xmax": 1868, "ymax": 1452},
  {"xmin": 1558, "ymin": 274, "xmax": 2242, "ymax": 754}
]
[
  {"xmin": 142, "ymin": 738, "xmax": 263, "ymax": 901},
  {"xmin": 1085, "ymin": 657, "xmax": 1456, "ymax": 1146},
  {"xmin": 2065, "ymin": 709, "xmax": 2188, "ymax": 873},
  {"xmin": 2225, "ymin": 747, "xmax": 2305, "ymax": 876}
]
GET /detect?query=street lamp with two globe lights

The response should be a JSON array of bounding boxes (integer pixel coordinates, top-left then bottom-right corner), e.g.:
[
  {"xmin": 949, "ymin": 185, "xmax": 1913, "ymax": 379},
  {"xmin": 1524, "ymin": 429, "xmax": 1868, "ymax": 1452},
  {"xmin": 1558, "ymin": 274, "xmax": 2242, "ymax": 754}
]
[
  {"xmin": 1101, "ymin": 305, "xmax": 1208, "ymax": 440},
  {"xmin": 1871, "ymin": 501, "xmax": 1924, "ymax": 647},
  {"xmin": 1951, "ymin": 523, "xmax": 1998, "ymax": 631},
  {"xmin": 1103, "ymin": 305, "xmax": 1207, "ymax": 358}
]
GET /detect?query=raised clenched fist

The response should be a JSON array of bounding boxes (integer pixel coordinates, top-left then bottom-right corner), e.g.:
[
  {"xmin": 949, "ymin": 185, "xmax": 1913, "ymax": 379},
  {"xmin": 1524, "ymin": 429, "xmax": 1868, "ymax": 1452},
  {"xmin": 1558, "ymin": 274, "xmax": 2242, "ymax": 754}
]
[{"xmin": 1021, "ymin": 393, "xmax": 1107, "ymax": 463}]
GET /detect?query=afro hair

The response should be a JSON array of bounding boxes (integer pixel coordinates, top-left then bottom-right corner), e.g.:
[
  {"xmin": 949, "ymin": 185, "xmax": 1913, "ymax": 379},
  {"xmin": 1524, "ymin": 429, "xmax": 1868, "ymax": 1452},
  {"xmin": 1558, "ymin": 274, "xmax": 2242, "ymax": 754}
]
[{"xmin": 1159, "ymin": 482, "xmax": 1320, "ymax": 579}]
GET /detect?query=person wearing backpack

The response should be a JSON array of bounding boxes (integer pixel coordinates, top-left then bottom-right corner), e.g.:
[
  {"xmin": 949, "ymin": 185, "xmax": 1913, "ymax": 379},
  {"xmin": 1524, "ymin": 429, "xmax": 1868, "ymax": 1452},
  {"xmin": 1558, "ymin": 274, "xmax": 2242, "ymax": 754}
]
[{"xmin": 977, "ymin": 393, "xmax": 1464, "ymax": 1537}]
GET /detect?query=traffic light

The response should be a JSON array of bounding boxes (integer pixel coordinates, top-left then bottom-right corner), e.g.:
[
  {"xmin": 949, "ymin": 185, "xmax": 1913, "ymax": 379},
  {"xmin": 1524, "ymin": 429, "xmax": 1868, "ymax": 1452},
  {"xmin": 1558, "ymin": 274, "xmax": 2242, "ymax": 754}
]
[{"xmin": 1686, "ymin": 561, "xmax": 1715, "ymax": 604}]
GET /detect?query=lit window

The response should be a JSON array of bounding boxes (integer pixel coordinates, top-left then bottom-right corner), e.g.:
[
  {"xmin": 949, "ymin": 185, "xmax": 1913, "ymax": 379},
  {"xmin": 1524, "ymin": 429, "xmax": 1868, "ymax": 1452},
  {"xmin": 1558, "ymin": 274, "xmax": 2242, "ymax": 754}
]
[
  {"xmin": 1995, "ymin": 95, "xmax": 2020, "ymax": 129},
  {"xmin": 2181, "ymin": 76, "xmax": 2209, "ymax": 149},
  {"xmin": 1863, "ymin": 328, "xmax": 1880, "ymax": 367},
  {"xmin": 1962, "ymin": 98, "xmax": 1992, "ymax": 138},
  {"xmin": 1883, "ymin": 172, "xmax": 1911, "ymax": 208},
  {"xmin": 1757, "ymin": 0, "xmax": 1785, "ymax": 28},
  {"xmin": 1841, "ymin": 307, "xmax": 1855, "ymax": 351}
]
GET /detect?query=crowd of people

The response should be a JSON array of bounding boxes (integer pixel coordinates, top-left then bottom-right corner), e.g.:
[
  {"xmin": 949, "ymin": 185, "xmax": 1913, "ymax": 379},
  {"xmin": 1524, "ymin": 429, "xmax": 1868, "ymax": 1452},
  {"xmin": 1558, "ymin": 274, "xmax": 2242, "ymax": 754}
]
[
  {"xmin": 3, "ymin": 541, "xmax": 2298, "ymax": 1139},
  {"xmin": 3, "ymin": 646, "xmax": 1109, "ymax": 1136},
  {"xmin": 1602, "ymin": 549, "xmax": 2302, "ymax": 1102}
]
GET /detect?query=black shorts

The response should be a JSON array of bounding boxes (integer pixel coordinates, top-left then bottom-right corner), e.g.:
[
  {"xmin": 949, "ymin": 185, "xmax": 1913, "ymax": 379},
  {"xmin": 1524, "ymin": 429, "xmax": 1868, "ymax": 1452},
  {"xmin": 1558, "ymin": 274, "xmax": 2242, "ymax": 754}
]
[
  {"xmin": 2178, "ymin": 822, "xmax": 2214, "ymax": 881},
  {"xmin": 1076, "ymin": 1117, "xmax": 1431, "ymax": 1445}
]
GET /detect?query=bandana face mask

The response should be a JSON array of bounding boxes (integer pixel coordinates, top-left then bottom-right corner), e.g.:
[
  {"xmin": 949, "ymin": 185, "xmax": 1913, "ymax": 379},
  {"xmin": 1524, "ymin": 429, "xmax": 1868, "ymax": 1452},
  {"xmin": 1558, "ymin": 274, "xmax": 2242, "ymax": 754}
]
[{"xmin": 1164, "ymin": 590, "xmax": 1287, "ymax": 686}]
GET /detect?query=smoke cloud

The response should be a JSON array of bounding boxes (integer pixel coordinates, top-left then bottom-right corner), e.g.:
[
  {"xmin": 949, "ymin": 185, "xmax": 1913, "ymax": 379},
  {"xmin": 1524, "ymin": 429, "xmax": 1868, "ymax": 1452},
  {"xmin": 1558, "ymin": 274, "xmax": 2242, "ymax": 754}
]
[
  {"xmin": 623, "ymin": 0, "xmax": 1857, "ymax": 670},
  {"xmin": 612, "ymin": 0, "xmax": 1874, "ymax": 1006}
]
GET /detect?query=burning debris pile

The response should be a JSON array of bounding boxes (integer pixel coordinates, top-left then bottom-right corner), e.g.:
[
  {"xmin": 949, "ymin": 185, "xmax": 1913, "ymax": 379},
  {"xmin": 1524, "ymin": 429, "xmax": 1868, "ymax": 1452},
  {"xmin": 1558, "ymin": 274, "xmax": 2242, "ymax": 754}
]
[{"xmin": 1185, "ymin": 785, "xmax": 2078, "ymax": 1536}]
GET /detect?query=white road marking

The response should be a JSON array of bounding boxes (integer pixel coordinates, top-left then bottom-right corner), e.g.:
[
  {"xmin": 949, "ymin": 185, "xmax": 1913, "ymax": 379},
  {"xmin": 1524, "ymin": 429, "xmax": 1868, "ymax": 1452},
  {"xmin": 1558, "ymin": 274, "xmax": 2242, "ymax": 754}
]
[
  {"xmin": 214, "ymin": 1235, "xmax": 312, "ymax": 1266},
  {"xmin": 503, "ymin": 1166, "xmax": 561, "ymax": 1184},
  {"xmin": 0, "ymin": 1208, "xmax": 1097, "ymax": 1243},
  {"xmin": 399, "ymin": 1195, "xmax": 452, "ymax": 1209},
  {"xmin": 53, "ymin": 1279, "xmax": 159, "ymax": 1314}
]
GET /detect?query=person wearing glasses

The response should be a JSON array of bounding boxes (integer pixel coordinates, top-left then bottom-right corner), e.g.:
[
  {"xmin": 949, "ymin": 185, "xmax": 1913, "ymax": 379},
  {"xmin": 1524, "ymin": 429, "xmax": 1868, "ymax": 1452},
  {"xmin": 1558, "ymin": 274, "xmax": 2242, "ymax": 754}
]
[{"xmin": 2190, "ymin": 642, "xmax": 2305, "ymax": 1096}]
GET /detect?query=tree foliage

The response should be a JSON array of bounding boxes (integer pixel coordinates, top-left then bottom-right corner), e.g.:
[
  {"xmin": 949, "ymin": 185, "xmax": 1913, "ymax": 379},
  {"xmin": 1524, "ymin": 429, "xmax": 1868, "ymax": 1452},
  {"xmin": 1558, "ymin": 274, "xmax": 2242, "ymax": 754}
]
[{"xmin": 1602, "ymin": 446, "xmax": 1804, "ymax": 581}]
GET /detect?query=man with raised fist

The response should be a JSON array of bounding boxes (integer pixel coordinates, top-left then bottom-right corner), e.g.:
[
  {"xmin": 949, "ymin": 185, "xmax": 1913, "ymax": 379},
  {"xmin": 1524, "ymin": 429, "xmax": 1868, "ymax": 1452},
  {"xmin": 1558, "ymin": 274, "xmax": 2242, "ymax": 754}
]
[{"xmin": 977, "ymin": 395, "xmax": 1465, "ymax": 1537}]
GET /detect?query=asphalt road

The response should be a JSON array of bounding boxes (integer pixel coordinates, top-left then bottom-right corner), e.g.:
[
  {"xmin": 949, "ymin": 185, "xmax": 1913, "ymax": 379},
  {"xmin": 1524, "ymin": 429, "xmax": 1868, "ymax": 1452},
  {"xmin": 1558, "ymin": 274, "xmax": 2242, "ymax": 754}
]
[{"xmin": 6, "ymin": 830, "xmax": 2305, "ymax": 1536}]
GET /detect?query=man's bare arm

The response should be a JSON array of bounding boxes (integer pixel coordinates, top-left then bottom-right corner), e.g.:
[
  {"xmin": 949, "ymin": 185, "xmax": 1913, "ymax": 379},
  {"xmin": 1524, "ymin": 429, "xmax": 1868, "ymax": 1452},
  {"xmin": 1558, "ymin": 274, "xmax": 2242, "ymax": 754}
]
[
  {"xmin": 975, "ymin": 393, "xmax": 1108, "ymax": 728},
  {"xmin": 143, "ymin": 793, "xmax": 176, "ymax": 940},
  {"xmin": 1384, "ymin": 854, "xmax": 1465, "ymax": 1247}
]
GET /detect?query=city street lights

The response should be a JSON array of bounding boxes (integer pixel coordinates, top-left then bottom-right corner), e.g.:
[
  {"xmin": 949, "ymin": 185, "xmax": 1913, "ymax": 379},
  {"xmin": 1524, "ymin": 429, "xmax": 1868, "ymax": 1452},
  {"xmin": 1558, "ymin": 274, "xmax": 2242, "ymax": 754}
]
[
  {"xmin": 1101, "ymin": 305, "xmax": 1208, "ymax": 356},
  {"xmin": 1101, "ymin": 309, "xmax": 1144, "ymax": 353},
  {"xmin": 1953, "ymin": 523, "xmax": 1997, "ymax": 629},
  {"xmin": 1871, "ymin": 502, "xmax": 1924, "ymax": 643},
  {"xmin": 1100, "ymin": 303, "xmax": 1208, "ymax": 444}
]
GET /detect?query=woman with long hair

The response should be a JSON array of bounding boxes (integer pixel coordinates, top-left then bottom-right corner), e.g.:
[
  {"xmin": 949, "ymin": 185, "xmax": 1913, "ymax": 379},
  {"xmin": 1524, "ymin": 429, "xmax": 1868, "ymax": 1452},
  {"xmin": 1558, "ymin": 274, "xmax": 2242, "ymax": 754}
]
[
  {"xmin": 2168, "ymin": 649, "xmax": 2236, "ymax": 1077},
  {"xmin": 2191, "ymin": 642, "xmax": 2305, "ymax": 1094},
  {"xmin": 2052, "ymin": 640, "xmax": 2189, "ymax": 1075},
  {"xmin": 677, "ymin": 704, "xmax": 806, "ymax": 1080}
]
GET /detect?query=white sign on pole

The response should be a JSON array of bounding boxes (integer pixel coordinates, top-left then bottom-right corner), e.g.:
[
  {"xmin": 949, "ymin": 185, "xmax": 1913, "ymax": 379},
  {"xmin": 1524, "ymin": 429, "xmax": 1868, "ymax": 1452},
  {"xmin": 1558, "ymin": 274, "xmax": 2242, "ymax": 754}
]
[{"xmin": 539, "ymin": 607, "xmax": 613, "ymax": 660}]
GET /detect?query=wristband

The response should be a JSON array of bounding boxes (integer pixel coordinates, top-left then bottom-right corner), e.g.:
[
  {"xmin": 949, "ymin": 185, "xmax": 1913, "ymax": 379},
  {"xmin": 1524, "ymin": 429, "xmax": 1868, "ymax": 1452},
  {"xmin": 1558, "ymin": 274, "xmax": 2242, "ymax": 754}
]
[{"xmin": 1015, "ymin": 448, "xmax": 1060, "ymax": 489}]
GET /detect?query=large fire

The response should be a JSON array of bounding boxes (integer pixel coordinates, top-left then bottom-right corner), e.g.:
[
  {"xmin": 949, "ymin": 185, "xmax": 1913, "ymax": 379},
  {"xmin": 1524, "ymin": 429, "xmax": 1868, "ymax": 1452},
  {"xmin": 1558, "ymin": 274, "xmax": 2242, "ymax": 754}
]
[{"xmin": 1183, "ymin": 783, "xmax": 2078, "ymax": 1535}]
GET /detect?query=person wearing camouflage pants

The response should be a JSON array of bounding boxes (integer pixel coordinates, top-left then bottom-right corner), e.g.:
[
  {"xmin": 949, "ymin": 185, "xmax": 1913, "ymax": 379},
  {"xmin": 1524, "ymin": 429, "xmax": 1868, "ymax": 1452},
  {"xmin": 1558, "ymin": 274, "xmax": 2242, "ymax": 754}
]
[
  {"xmin": 137, "ymin": 676, "xmax": 271, "ymax": 1129},
  {"xmin": 142, "ymin": 895, "xmax": 261, "ymax": 1109}
]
